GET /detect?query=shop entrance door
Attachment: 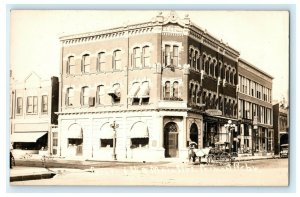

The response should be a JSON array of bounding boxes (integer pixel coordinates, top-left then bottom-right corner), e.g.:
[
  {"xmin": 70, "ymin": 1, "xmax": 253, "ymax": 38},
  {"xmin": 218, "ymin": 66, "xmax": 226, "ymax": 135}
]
[{"xmin": 164, "ymin": 122, "xmax": 178, "ymax": 157}]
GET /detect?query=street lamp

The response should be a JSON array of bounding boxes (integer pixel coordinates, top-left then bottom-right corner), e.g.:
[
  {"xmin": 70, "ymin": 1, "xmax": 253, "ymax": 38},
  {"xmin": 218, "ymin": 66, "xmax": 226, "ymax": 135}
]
[
  {"xmin": 224, "ymin": 120, "xmax": 236, "ymax": 154},
  {"xmin": 110, "ymin": 120, "xmax": 119, "ymax": 160}
]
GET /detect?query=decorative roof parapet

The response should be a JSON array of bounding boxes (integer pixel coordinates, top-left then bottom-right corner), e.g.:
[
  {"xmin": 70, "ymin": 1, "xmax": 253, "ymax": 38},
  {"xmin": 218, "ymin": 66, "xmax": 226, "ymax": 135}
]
[{"xmin": 60, "ymin": 11, "xmax": 240, "ymax": 58}]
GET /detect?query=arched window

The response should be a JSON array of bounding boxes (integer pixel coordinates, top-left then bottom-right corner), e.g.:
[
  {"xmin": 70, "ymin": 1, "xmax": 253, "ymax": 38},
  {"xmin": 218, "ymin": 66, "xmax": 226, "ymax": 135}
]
[
  {"xmin": 66, "ymin": 87, "xmax": 74, "ymax": 106},
  {"xmin": 142, "ymin": 46, "xmax": 150, "ymax": 67},
  {"xmin": 133, "ymin": 47, "xmax": 141, "ymax": 68},
  {"xmin": 232, "ymin": 69, "xmax": 236, "ymax": 85},
  {"xmin": 173, "ymin": 81, "xmax": 179, "ymax": 98},
  {"xmin": 230, "ymin": 70, "xmax": 234, "ymax": 84},
  {"xmin": 165, "ymin": 81, "xmax": 170, "ymax": 99},
  {"xmin": 113, "ymin": 50, "xmax": 122, "ymax": 70},
  {"xmin": 201, "ymin": 54, "xmax": 206, "ymax": 71},
  {"xmin": 82, "ymin": 54, "xmax": 90, "ymax": 73},
  {"xmin": 67, "ymin": 56, "xmax": 75, "ymax": 75},
  {"xmin": 193, "ymin": 50, "xmax": 197, "ymax": 69},
  {"xmin": 226, "ymin": 67, "xmax": 230, "ymax": 82},
  {"xmin": 189, "ymin": 48, "xmax": 194, "ymax": 68},
  {"xmin": 221, "ymin": 64, "xmax": 225, "ymax": 79},
  {"xmin": 81, "ymin": 86, "xmax": 89, "ymax": 106},
  {"xmin": 194, "ymin": 84, "xmax": 198, "ymax": 103},
  {"xmin": 214, "ymin": 60, "xmax": 218, "ymax": 77},
  {"xmin": 97, "ymin": 52, "xmax": 105, "ymax": 72},
  {"xmin": 202, "ymin": 92, "xmax": 206, "ymax": 109},
  {"xmin": 209, "ymin": 59, "xmax": 214, "ymax": 76},
  {"xmin": 189, "ymin": 83, "xmax": 194, "ymax": 103},
  {"xmin": 130, "ymin": 122, "xmax": 149, "ymax": 148},
  {"xmin": 205, "ymin": 57, "xmax": 210, "ymax": 74},
  {"xmin": 218, "ymin": 62, "xmax": 223, "ymax": 79},
  {"xmin": 96, "ymin": 85, "xmax": 104, "ymax": 105}
]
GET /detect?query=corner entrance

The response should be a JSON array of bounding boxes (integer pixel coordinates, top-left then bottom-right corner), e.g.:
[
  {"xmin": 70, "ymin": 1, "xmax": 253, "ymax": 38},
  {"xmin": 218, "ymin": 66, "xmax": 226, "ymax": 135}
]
[
  {"xmin": 164, "ymin": 122, "xmax": 178, "ymax": 158},
  {"xmin": 190, "ymin": 123, "xmax": 199, "ymax": 148}
]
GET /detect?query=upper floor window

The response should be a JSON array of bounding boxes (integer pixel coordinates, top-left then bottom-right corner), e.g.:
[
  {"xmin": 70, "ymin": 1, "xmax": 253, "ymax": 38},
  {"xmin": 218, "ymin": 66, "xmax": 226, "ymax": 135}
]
[
  {"xmin": 142, "ymin": 46, "xmax": 150, "ymax": 67},
  {"xmin": 96, "ymin": 85, "xmax": 105, "ymax": 105},
  {"xmin": 164, "ymin": 45, "xmax": 171, "ymax": 66},
  {"xmin": 108, "ymin": 83, "xmax": 121, "ymax": 104},
  {"xmin": 133, "ymin": 47, "xmax": 142, "ymax": 68},
  {"xmin": 204, "ymin": 57, "xmax": 210, "ymax": 74},
  {"xmin": 27, "ymin": 96, "xmax": 38, "ymax": 114},
  {"xmin": 82, "ymin": 54, "xmax": 90, "ymax": 73},
  {"xmin": 41, "ymin": 95, "xmax": 48, "ymax": 114},
  {"xmin": 164, "ymin": 81, "xmax": 171, "ymax": 98},
  {"xmin": 113, "ymin": 50, "xmax": 122, "ymax": 70},
  {"xmin": 97, "ymin": 52, "xmax": 106, "ymax": 72},
  {"xmin": 66, "ymin": 87, "xmax": 74, "ymax": 106},
  {"xmin": 173, "ymin": 81, "xmax": 179, "ymax": 98},
  {"xmin": 209, "ymin": 59, "xmax": 214, "ymax": 76},
  {"xmin": 173, "ymin": 46, "xmax": 179, "ymax": 67},
  {"xmin": 67, "ymin": 56, "xmax": 75, "ymax": 75},
  {"xmin": 81, "ymin": 86, "xmax": 89, "ymax": 106},
  {"xmin": 16, "ymin": 97, "xmax": 23, "ymax": 115}
]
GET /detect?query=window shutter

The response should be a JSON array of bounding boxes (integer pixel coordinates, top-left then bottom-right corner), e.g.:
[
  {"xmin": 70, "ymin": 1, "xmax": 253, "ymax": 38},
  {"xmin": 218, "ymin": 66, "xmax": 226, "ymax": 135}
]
[
  {"xmin": 81, "ymin": 59, "xmax": 83, "ymax": 73},
  {"xmin": 131, "ymin": 53, "xmax": 133, "ymax": 67},
  {"xmin": 162, "ymin": 51, "xmax": 165, "ymax": 65}
]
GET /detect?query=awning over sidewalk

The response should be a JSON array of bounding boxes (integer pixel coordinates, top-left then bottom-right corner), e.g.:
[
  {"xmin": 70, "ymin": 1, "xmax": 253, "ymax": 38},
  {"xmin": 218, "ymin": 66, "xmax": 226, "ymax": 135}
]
[{"xmin": 12, "ymin": 132, "xmax": 47, "ymax": 143}]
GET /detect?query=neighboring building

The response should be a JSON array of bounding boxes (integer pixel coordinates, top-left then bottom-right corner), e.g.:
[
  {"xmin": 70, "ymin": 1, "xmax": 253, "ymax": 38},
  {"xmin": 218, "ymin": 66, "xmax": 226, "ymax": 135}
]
[
  {"xmin": 10, "ymin": 72, "xmax": 59, "ymax": 157},
  {"xmin": 237, "ymin": 59, "xmax": 273, "ymax": 155},
  {"xmin": 56, "ymin": 11, "xmax": 273, "ymax": 161},
  {"xmin": 273, "ymin": 103, "xmax": 289, "ymax": 155}
]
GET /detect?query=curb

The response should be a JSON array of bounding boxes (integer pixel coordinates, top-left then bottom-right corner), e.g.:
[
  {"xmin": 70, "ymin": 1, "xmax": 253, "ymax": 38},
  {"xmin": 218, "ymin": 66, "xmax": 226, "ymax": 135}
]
[{"xmin": 10, "ymin": 173, "xmax": 56, "ymax": 182}]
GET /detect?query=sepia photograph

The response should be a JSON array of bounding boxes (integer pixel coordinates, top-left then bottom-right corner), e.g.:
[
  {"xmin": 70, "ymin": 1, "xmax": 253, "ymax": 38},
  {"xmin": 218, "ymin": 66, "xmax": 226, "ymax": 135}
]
[{"xmin": 9, "ymin": 9, "xmax": 289, "ymax": 187}]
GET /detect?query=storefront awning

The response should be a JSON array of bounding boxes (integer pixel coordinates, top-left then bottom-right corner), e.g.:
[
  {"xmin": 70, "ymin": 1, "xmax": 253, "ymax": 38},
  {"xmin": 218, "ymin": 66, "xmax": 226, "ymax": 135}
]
[
  {"xmin": 130, "ymin": 122, "xmax": 149, "ymax": 138},
  {"xmin": 12, "ymin": 132, "xmax": 47, "ymax": 143},
  {"xmin": 137, "ymin": 84, "xmax": 150, "ymax": 98},
  {"xmin": 68, "ymin": 124, "xmax": 83, "ymax": 139},
  {"xmin": 108, "ymin": 86, "xmax": 121, "ymax": 98},
  {"xmin": 99, "ymin": 123, "xmax": 114, "ymax": 139},
  {"xmin": 128, "ymin": 83, "xmax": 140, "ymax": 98}
]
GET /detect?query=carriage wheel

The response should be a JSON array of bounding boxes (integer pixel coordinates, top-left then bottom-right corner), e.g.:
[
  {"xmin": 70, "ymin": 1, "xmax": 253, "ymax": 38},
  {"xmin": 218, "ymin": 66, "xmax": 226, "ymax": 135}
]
[
  {"xmin": 207, "ymin": 154, "xmax": 215, "ymax": 164},
  {"xmin": 220, "ymin": 152, "xmax": 230, "ymax": 162}
]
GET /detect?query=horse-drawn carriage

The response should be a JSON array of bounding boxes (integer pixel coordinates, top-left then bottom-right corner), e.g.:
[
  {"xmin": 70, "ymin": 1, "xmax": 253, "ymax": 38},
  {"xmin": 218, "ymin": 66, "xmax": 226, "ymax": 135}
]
[{"xmin": 188, "ymin": 141, "xmax": 238, "ymax": 164}]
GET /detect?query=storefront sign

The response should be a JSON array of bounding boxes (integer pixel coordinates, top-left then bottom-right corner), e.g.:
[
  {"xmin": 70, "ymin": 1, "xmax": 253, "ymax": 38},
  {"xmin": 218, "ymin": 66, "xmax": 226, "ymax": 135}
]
[{"xmin": 205, "ymin": 109, "xmax": 222, "ymax": 116}]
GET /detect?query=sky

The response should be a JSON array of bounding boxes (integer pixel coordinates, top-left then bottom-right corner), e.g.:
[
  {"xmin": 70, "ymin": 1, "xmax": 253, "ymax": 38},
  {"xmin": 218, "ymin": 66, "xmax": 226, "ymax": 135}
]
[{"xmin": 10, "ymin": 10, "xmax": 289, "ymax": 102}]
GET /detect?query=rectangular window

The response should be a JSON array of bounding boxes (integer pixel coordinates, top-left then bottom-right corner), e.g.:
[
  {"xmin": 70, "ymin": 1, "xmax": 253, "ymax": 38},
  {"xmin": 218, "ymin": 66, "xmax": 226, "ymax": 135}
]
[
  {"xmin": 67, "ymin": 88, "xmax": 74, "ymax": 106},
  {"xmin": 165, "ymin": 81, "xmax": 170, "ymax": 99},
  {"xmin": 16, "ymin": 97, "xmax": 23, "ymax": 115},
  {"xmin": 173, "ymin": 46, "xmax": 179, "ymax": 67},
  {"xmin": 97, "ymin": 52, "xmax": 105, "ymax": 72},
  {"xmin": 41, "ymin": 95, "xmax": 48, "ymax": 113},
  {"xmin": 96, "ymin": 85, "xmax": 104, "ymax": 105},
  {"xmin": 239, "ymin": 75, "xmax": 242, "ymax": 93},
  {"xmin": 142, "ymin": 46, "xmax": 150, "ymax": 67},
  {"xmin": 83, "ymin": 54, "xmax": 90, "ymax": 73},
  {"xmin": 100, "ymin": 139, "xmax": 113, "ymax": 148},
  {"xmin": 165, "ymin": 45, "xmax": 171, "ymax": 66},
  {"xmin": 82, "ymin": 87, "xmax": 89, "ymax": 106},
  {"xmin": 113, "ymin": 50, "xmax": 122, "ymax": 70},
  {"xmin": 68, "ymin": 56, "xmax": 75, "ymax": 74},
  {"xmin": 133, "ymin": 47, "xmax": 141, "ymax": 68},
  {"xmin": 27, "ymin": 96, "xmax": 37, "ymax": 114}
]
